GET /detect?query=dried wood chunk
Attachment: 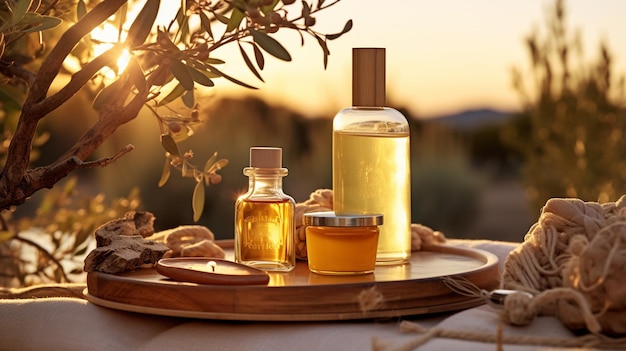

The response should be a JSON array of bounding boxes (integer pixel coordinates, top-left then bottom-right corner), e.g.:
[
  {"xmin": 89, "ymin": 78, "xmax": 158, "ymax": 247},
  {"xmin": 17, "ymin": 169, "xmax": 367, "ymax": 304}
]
[
  {"xmin": 84, "ymin": 211, "xmax": 169, "ymax": 274},
  {"xmin": 150, "ymin": 225, "xmax": 225, "ymax": 259}
]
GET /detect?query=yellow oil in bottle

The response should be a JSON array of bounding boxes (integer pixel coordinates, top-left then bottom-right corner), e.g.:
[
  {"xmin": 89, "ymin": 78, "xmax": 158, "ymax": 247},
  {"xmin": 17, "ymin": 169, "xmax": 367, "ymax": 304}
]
[
  {"xmin": 333, "ymin": 130, "xmax": 411, "ymax": 264},
  {"xmin": 235, "ymin": 198, "xmax": 295, "ymax": 271}
]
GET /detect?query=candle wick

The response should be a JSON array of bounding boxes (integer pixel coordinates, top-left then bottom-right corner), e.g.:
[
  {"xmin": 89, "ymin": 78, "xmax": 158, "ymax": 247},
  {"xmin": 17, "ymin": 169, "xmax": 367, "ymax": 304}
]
[{"xmin": 207, "ymin": 261, "xmax": 217, "ymax": 273}]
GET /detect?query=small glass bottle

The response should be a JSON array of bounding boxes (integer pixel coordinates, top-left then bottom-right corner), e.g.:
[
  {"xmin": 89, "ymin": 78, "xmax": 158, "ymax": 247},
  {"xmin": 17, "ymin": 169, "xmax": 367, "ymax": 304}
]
[
  {"xmin": 333, "ymin": 48, "xmax": 412, "ymax": 264},
  {"xmin": 235, "ymin": 147, "xmax": 296, "ymax": 272}
]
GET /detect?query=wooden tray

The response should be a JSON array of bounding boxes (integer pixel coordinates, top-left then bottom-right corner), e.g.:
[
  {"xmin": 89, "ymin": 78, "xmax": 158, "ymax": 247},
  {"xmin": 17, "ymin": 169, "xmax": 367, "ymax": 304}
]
[{"xmin": 85, "ymin": 241, "xmax": 499, "ymax": 321}]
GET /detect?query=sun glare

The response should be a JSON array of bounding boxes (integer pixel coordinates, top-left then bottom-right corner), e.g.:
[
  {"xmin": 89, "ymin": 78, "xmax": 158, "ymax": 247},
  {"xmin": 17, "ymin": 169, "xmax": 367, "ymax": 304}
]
[{"xmin": 90, "ymin": 22, "xmax": 130, "ymax": 79}]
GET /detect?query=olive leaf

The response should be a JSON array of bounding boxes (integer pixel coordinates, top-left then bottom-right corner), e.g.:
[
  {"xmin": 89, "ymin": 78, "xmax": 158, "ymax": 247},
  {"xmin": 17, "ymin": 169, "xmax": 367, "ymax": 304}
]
[
  {"xmin": 253, "ymin": 43, "xmax": 265, "ymax": 70},
  {"xmin": 92, "ymin": 79, "xmax": 123, "ymax": 110},
  {"xmin": 125, "ymin": 56, "xmax": 147, "ymax": 92},
  {"xmin": 160, "ymin": 133, "xmax": 180, "ymax": 156},
  {"xmin": 326, "ymin": 19, "xmax": 353, "ymax": 40},
  {"xmin": 157, "ymin": 83, "xmax": 186, "ymax": 106},
  {"xmin": 238, "ymin": 42, "xmax": 264, "ymax": 82},
  {"xmin": 18, "ymin": 13, "xmax": 62, "ymax": 33},
  {"xmin": 158, "ymin": 157, "xmax": 171, "ymax": 187},
  {"xmin": 199, "ymin": 11, "xmax": 214, "ymax": 39},
  {"xmin": 126, "ymin": 0, "xmax": 160, "ymax": 48},
  {"xmin": 188, "ymin": 65, "xmax": 215, "ymax": 86},
  {"xmin": 181, "ymin": 89, "xmax": 194, "ymax": 108},
  {"xmin": 12, "ymin": 0, "xmax": 31, "ymax": 25},
  {"xmin": 203, "ymin": 152, "xmax": 219, "ymax": 173},
  {"xmin": 170, "ymin": 59, "xmax": 194, "ymax": 90},
  {"xmin": 226, "ymin": 7, "xmax": 245, "ymax": 33},
  {"xmin": 206, "ymin": 64, "xmax": 258, "ymax": 89},
  {"xmin": 192, "ymin": 181, "xmax": 205, "ymax": 222},
  {"xmin": 76, "ymin": 0, "xmax": 87, "ymax": 21},
  {"xmin": 314, "ymin": 34, "xmax": 330, "ymax": 69},
  {"xmin": 250, "ymin": 29, "xmax": 291, "ymax": 61},
  {"xmin": 116, "ymin": 3, "xmax": 128, "ymax": 41}
]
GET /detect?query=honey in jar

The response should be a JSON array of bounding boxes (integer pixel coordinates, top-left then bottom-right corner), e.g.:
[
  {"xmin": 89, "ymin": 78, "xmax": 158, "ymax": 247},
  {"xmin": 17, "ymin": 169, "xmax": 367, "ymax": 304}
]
[{"xmin": 303, "ymin": 211, "xmax": 383, "ymax": 275}]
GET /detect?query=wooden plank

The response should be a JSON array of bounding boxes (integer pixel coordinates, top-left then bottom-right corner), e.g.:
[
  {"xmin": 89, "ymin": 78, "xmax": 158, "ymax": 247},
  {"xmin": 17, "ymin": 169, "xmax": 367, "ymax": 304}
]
[{"xmin": 85, "ymin": 243, "xmax": 499, "ymax": 321}]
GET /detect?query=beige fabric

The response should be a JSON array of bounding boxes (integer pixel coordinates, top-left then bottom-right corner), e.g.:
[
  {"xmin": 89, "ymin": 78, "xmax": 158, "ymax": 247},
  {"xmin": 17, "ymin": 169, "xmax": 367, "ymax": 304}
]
[{"xmin": 4, "ymin": 240, "xmax": 576, "ymax": 351}]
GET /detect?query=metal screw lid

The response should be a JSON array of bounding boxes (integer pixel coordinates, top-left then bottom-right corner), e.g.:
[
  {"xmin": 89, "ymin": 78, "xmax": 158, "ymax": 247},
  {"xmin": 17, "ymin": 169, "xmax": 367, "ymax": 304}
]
[{"xmin": 303, "ymin": 211, "xmax": 383, "ymax": 227}]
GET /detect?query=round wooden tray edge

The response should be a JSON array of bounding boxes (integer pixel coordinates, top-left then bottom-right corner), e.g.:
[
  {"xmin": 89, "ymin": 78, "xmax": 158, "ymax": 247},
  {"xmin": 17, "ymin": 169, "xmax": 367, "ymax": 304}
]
[
  {"xmin": 83, "ymin": 288, "xmax": 487, "ymax": 321},
  {"xmin": 86, "ymin": 242, "xmax": 501, "ymax": 321}
]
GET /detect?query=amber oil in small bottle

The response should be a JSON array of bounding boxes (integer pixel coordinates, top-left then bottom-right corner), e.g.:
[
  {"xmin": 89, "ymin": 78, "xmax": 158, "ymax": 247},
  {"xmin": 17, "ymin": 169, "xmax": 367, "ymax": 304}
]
[{"xmin": 235, "ymin": 147, "xmax": 296, "ymax": 272}]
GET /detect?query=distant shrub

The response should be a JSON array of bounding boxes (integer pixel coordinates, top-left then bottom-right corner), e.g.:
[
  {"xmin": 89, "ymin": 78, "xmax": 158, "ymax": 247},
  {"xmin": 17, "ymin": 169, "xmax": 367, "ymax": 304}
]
[
  {"xmin": 503, "ymin": 0, "xmax": 626, "ymax": 212},
  {"xmin": 410, "ymin": 123, "xmax": 484, "ymax": 237}
]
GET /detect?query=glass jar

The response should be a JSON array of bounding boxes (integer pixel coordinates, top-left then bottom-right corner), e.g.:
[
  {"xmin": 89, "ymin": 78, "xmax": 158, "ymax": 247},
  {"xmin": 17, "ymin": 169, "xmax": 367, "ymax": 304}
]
[{"xmin": 303, "ymin": 211, "xmax": 383, "ymax": 275}]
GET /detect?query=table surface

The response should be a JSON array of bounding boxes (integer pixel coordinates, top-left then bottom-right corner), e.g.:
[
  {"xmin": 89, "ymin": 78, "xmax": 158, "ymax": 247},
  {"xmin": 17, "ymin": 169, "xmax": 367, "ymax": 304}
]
[{"xmin": 0, "ymin": 240, "xmax": 590, "ymax": 351}]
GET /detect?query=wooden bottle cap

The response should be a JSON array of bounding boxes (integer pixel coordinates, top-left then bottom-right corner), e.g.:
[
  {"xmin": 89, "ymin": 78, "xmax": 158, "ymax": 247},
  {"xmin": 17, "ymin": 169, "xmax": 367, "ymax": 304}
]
[
  {"xmin": 352, "ymin": 48, "xmax": 386, "ymax": 107},
  {"xmin": 250, "ymin": 147, "xmax": 282, "ymax": 168}
]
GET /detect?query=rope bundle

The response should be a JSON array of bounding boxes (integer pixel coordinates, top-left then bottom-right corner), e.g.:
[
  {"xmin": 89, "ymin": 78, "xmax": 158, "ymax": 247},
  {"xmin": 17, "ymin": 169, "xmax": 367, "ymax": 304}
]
[
  {"xmin": 294, "ymin": 189, "xmax": 446, "ymax": 260},
  {"xmin": 502, "ymin": 195, "xmax": 626, "ymax": 336}
]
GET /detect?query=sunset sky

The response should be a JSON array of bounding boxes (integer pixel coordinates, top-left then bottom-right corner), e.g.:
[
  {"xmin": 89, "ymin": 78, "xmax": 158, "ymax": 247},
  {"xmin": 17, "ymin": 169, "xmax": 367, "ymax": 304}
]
[{"xmin": 208, "ymin": 0, "xmax": 626, "ymax": 118}]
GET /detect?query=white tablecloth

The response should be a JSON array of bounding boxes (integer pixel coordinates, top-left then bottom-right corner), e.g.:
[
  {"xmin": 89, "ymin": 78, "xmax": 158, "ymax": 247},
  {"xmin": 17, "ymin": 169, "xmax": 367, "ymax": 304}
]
[{"xmin": 0, "ymin": 240, "xmax": 595, "ymax": 351}]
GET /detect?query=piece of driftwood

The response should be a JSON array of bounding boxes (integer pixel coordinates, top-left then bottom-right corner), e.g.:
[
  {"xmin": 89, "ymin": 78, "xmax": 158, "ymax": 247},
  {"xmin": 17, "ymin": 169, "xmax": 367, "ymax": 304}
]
[{"xmin": 84, "ymin": 211, "xmax": 169, "ymax": 274}]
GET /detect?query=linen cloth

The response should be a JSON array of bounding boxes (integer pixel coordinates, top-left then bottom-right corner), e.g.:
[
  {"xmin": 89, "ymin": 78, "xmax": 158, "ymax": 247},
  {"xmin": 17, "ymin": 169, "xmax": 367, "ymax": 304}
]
[{"xmin": 0, "ymin": 240, "xmax": 585, "ymax": 351}]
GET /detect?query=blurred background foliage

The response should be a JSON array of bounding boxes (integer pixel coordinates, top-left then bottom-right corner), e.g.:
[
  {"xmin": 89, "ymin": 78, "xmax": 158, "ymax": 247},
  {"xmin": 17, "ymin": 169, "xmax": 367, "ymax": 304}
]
[
  {"xmin": 2, "ymin": 0, "xmax": 626, "ymax": 287},
  {"xmin": 503, "ymin": 0, "xmax": 626, "ymax": 213}
]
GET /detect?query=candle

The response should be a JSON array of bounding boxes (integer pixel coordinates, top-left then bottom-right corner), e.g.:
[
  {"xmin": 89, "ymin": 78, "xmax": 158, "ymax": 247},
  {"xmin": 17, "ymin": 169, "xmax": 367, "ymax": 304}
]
[{"xmin": 156, "ymin": 258, "xmax": 270, "ymax": 285}]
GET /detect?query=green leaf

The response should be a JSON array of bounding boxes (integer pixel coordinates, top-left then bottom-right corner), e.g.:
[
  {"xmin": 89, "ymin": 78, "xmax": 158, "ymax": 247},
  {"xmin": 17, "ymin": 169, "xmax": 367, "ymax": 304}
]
[
  {"xmin": 214, "ymin": 12, "xmax": 229, "ymax": 25},
  {"xmin": 125, "ymin": 56, "xmax": 146, "ymax": 92},
  {"xmin": 157, "ymin": 83, "xmax": 186, "ymax": 106},
  {"xmin": 19, "ymin": 14, "xmax": 62, "ymax": 33},
  {"xmin": 181, "ymin": 89, "xmax": 194, "ymax": 108},
  {"xmin": 126, "ymin": 0, "xmax": 160, "ymax": 48},
  {"xmin": 261, "ymin": 0, "xmax": 279, "ymax": 15},
  {"xmin": 199, "ymin": 11, "xmax": 214, "ymax": 39},
  {"xmin": 158, "ymin": 157, "xmax": 171, "ymax": 187},
  {"xmin": 208, "ymin": 159, "xmax": 228, "ymax": 173},
  {"xmin": 238, "ymin": 42, "xmax": 264, "ymax": 82},
  {"xmin": 160, "ymin": 133, "xmax": 180, "ymax": 156},
  {"xmin": 326, "ymin": 19, "xmax": 353, "ymax": 40},
  {"xmin": 225, "ymin": 7, "xmax": 245, "ymax": 33},
  {"xmin": 13, "ymin": 0, "xmax": 32, "ymax": 24},
  {"xmin": 170, "ymin": 59, "xmax": 194, "ymax": 90},
  {"xmin": 314, "ymin": 34, "xmax": 329, "ymax": 69},
  {"xmin": 301, "ymin": 2, "xmax": 311, "ymax": 18},
  {"xmin": 203, "ymin": 152, "xmax": 218, "ymax": 173},
  {"xmin": 76, "ymin": 0, "xmax": 87, "ymax": 21},
  {"xmin": 116, "ymin": 3, "xmax": 128, "ymax": 42},
  {"xmin": 192, "ymin": 181, "xmax": 205, "ymax": 222},
  {"xmin": 93, "ymin": 80, "xmax": 122, "ymax": 110},
  {"xmin": 250, "ymin": 29, "xmax": 291, "ymax": 61},
  {"xmin": 188, "ymin": 66, "xmax": 215, "ymax": 87},
  {"xmin": 206, "ymin": 64, "xmax": 257, "ymax": 89},
  {"xmin": 189, "ymin": 61, "xmax": 220, "ymax": 78},
  {"xmin": 253, "ymin": 43, "xmax": 265, "ymax": 70},
  {"xmin": 177, "ymin": 12, "xmax": 190, "ymax": 44}
]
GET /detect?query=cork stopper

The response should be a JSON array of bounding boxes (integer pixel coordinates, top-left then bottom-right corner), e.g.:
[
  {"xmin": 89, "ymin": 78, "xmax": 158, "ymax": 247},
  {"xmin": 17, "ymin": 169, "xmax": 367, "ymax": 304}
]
[
  {"xmin": 250, "ymin": 147, "xmax": 282, "ymax": 168},
  {"xmin": 352, "ymin": 48, "xmax": 386, "ymax": 107}
]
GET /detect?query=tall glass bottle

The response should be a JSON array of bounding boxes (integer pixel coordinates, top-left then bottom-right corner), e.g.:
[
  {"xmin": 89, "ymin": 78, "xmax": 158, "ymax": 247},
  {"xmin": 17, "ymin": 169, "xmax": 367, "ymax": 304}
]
[
  {"xmin": 235, "ymin": 147, "xmax": 296, "ymax": 272},
  {"xmin": 333, "ymin": 48, "xmax": 412, "ymax": 264}
]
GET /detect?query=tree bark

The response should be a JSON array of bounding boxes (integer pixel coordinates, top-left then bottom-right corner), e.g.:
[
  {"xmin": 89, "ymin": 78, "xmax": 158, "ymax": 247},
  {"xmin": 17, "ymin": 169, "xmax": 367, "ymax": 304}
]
[{"xmin": 0, "ymin": 0, "xmax": 133, "ymax": 209}]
